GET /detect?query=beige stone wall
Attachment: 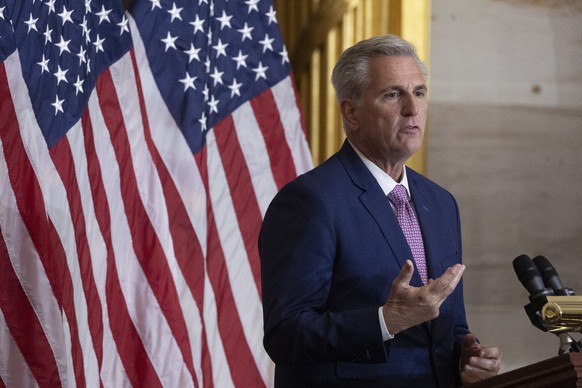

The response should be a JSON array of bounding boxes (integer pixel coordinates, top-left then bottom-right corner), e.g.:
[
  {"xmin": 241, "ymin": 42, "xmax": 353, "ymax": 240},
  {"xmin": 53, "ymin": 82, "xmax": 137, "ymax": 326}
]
[{"xmin": 428, "ymin": 0, "xmax": 582, "ymax": 372}]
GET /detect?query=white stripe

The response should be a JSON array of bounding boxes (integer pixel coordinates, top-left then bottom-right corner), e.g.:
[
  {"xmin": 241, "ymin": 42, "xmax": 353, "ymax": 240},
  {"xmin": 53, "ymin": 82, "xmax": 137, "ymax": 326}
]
[
  {"xmin": 206, "ymin": 129, "xmax": 271, "ymax": 385},
  {"xmin": 271, "ymin": 77, "xmax": 313, "ymax": 175},
  {"xmin": 108, "ymin": 52, "xmax": 201, "ymax": 387},
  {"xmin": 3, "ymin": 52, "xmax": 84, "ymax": 388},
  {"xmin": 129, "ymin": 14, "xmax": 233, "ymax": 387},
  {"xmin": 66, "ymin": 126, "xmax": 131, "ymax": 387},
  {"xmin": 0, "ymin": 309, "xmax": 39, "ymax": 388},
  {"xmin": 87, "ymin": 86, "xmax": 193, "ymax": 387},
  {"xmin": 232, "ymin": 102, "xmax": 279, "ymax": 217}
]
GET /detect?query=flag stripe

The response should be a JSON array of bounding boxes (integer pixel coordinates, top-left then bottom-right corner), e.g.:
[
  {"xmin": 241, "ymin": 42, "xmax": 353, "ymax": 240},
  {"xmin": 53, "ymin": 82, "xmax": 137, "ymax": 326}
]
[
  {"xmin": 128, "ymin": 48, "xmax": 213, "ymax": 388},
  {"xmin": 249, "ymin": 89, "xmax": 298, "ymax": 190},
  {"xmin": 213, "ymin": 116, "xmax": 263, "ymax": 295},
  {"xmin": 49, "ymin": 137, "xmax": 105, "ymax": 386},
  {"xmin": 0, "ymin": 306, "xmax": 37, "ymax": 388},
  {"xmin": 80, "ymin": 108, "xmax": 162, "ymax": 388},
  {"xmin": 108, "ymin": 51, "xmax": 205, "ymax": 387},
  {"xmin": 0, "ymin": 58, "xmax": 84, "ymax": 388},
  {"xmin": 92, "ymin": 68, "xmax": 197, "ymax": 386},
  {"xmin": 196, "ymin": 148, "xmax": 266, "ymax": 387},
  {"xmin": 0, "ymin": 225, "xmax": 59, "ymax": 387}
]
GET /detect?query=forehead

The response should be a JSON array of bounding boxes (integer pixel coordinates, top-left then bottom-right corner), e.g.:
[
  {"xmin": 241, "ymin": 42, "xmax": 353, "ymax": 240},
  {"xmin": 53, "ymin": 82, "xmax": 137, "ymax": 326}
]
[{"xmin": 367, "ymin": 55, "xmax": 425, "ymax": 85}]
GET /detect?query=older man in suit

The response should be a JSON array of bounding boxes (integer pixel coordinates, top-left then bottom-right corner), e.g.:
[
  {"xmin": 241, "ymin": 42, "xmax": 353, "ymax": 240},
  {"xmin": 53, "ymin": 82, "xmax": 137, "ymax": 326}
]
[{"xmin": 259, "ymin": 35, "xmax": 501, "ymax": 387}]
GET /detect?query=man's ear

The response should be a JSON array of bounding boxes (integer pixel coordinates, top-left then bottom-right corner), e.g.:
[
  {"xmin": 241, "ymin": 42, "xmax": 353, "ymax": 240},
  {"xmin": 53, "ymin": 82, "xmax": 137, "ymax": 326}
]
[{"xmin": 340, "ymin": 99, "xmax": 359, "ymax": 131}]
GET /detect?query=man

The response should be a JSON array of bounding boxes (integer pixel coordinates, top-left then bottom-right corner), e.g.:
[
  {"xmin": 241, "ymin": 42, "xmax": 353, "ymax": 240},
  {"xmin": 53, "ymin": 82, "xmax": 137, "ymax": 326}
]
[{"xmin": 259, "ymin": 35, "xmax": 501, "ymax": 387}]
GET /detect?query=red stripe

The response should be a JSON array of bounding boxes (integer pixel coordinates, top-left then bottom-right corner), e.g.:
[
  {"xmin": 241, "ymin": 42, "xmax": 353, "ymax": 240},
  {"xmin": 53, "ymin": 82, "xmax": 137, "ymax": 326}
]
[
  {"xmin": 129, "ymin": 49, "xmax": 211, "ymax": 388},
  {"xmin": 49, "ymin": 138, "xmax": 104, "ymax": 384},
  {"xmin": 250, "ymin": 88, "xmax": 298, "ymax": 189},
  {"xmin": 195, "ymin": 150, "xmax": 265, "ymax": 388},
  {"xmin": 96, "ymin": 69, "xmax": 197, "ymax": 383},
  {"xmin": 0, "ymin": 229, "xmax": 60, "ymax": 387},
  {"xmin": 213, "ymin": 117, "xmax": 262, "ymax": 295},
  {"xmin": 0, "ymin": 63, "xmax": 86, "ymax": 387},
  {"xmin": 81, "ymin": 109, "xmax": 162, "ymax": 388}
]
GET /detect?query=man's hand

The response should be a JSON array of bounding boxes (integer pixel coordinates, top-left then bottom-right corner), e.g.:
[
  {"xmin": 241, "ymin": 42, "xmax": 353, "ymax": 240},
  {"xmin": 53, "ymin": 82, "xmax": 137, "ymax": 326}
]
[
  {"xmin": 460, "ymin": 333, "xmax": 502, "ymax": 384},
  {"xmin": 382, "ymin": 259, "xmax": 465, "ymax": 334}
]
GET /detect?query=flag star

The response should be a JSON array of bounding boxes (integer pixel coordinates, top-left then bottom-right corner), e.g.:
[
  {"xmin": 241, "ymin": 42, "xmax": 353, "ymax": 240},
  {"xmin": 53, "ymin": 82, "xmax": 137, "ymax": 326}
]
[
  {"xmin": 259, "ymin": 34, "xmax": 275, "ymax": 53},
  {"xmin": 37, "ymin": 54, "xmax": 50, "ymax": 74},
  {"xmin": 216, "ymin": 11, "xmax": 232, "ymax": 30},
  {"xmin": 118, "ymin": 15, "xmax": 130, "ymax": 35},
  {"xmin": 161, "ymin": 31, "xmax": 178, "ymax": 51},
  {"xmin": 73, "ymin": 75, "xmax": 84, "ymax": 95},
  {"xmin": 228, "ymin": 78, "xmax": 243, "ymax": 97},
  {"xmin": 185, "ymin": 43, "xmax": 201, "ymax": 63},
  {"xmin": 96, "ymin": 5, "xmax": 112, "ymax": 24},
  {"xmin": 25, "ymin": 13, "xmax": 39, "ymax": 33},
  {"xmin": 212, "ymin": 39, "xmax": 228, "ymax": 58},
  {"xmin": 54, "ymin": 65, "xmax": 68, "ymax": 85},
  {"xmin": 0, "ymin": 6, "xmax": 4, "ymax": 19},
  {"xmin": 51, "ymin": 95, "xmax": 65, "ymax": 115},
  {"xmin": 43, "ymin": 25, "xmax": 53, "ymax": 44},
  {"xmin": 199, "ymin": 111, "xmax": 207, "ymax": 131},
  {"xmin": 150, "ymin": 0, "xmax": 162, "ymax": 10},
  {"xmin": 44, "ymin": 0, "xmax": 56, "ymax": 14},
  {"xmin": 179, "ymin": 73, "xmax": 197, "ymax": 91},
  {"xmin": 93, "ymin": 34, "xmax": 105, "ymax": 52},
  {"xmin": 86, "ymin": 58, "xmax": 91, "ymax": 74},
  {"xmin": 58, "ymin": 6, "xmax": 74, "ymax": 26},
  {"xmin": 252, "ymin": 62, "xmax": 268, "ymax": 80},
  {"xmin": 190, "ymin": 14, "xmax": 205, "ymax": 34},
  {"xmin": 85, "ymin": 26, "xmax": 92, "ymax": 44},
  {"xmin": 167, "ymin": 2, "xmax": 183, "ymax": 22},
  {"xmin": 208, "ymin": 95, "xmax": 219, "ymax": 114},
  {"xmin": 80, "ymin": 16, "xmax": 90, "ymax": 40},
  {"xmin": 266, "ymin": 5, "xmax": 277, "ymax": 24},
  {"xmin": 85, "ymin": 0, "xmax": 92, "ymax": 13},
  {"xmin": 209, "ymin": 67, "xmax": 224, "ymax": 86},
  {"xmin": 245, "ymin": 0, "xmax": 260, "ymax": 13},
  {"xmin": 280, "ymin": 46, "xmax": 289, "ymax": 64},
  {"xmin": 202, "ymin": 84, "xmax": 209, "ymax": 102},
  {"xmin": 232, "ymin": 50, "xmax": 248, "ymax": 69},
  {"xmin": 77, "ymin": 46, "xmax": 87, "ymax": 65},
  {"xmin": 204, "ymin": 58, "xmax": 211, "ymax": 73},
  {"xmin": 55, "ymin": 36, "xmax": 71, "ymax": 55},
  {"xmin": 237, "ymin": 22, "xmax": 254, "ymax": 41}
]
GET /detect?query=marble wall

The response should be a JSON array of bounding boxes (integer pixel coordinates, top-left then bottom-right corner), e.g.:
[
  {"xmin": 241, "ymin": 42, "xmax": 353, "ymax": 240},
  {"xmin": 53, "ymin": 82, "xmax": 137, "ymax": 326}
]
[{"xmin": 427, "ymin": 0, "xmax": 582, "ymax": 372}]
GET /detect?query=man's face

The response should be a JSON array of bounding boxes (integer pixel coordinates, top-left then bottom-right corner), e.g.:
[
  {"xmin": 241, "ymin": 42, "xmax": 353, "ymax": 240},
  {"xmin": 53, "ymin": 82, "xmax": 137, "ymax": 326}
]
[{"xmin": 346, "ymin": 55, "xmax": 428, "ymax": 169}]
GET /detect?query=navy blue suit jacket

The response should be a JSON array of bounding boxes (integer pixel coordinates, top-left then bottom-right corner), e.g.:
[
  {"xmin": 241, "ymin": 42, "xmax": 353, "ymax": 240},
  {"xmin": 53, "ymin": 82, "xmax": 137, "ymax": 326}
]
[{"xmin": 259, "ymin": 141, "xmax": 469, "ymax": 387}]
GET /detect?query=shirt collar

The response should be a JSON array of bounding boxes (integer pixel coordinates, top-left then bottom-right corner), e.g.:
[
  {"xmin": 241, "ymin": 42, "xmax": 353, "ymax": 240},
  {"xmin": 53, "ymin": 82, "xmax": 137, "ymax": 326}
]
[{"xmin": 349, "ymin": 141, "xmax": 411, "ymax": 198}]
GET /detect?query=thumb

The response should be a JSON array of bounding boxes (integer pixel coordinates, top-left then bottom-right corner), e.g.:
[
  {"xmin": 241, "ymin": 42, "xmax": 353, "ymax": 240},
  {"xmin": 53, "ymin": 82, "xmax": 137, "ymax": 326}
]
[
  {"xmin": 462, "ymin": 333, "xmax": 481, "ymax": 353},
  {"xmin": 392, "ymin": 259, "xmax": 415, "ymax": 289}
]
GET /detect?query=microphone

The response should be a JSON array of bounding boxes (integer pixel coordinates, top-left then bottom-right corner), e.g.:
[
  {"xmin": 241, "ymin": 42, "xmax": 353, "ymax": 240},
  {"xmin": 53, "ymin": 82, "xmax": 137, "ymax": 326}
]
[
  {"xmin": 532, "ymin": 255, "xmax": 575, "ymax": 296},
  {"xmin": 512, "ymin": 254, "xmax": 554, "ymax": 304}
]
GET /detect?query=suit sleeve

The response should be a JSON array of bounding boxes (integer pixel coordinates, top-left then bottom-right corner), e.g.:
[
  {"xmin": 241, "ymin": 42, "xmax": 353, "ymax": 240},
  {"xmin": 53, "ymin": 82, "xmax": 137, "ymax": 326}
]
[{"xmin": 259, "ymin": 179, "xmax": 387, "ymax": 365}]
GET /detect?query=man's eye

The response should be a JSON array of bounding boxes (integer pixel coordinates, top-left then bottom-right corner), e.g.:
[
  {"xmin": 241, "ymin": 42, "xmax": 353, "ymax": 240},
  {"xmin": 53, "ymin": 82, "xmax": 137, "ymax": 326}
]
[
  {"xmin": 385, "ymin": 92, "xmax": 399, "ymax": 98},
  {"xmin": 415, "ymin": 91, "xmax": 426, "ymax": 97}
]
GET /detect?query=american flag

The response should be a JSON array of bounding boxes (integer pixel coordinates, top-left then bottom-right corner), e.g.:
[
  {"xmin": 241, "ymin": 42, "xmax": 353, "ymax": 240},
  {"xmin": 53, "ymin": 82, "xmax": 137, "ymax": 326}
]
[{"xmin": 0, "ymin": 0, "xmax": 312, "ymax": 386}]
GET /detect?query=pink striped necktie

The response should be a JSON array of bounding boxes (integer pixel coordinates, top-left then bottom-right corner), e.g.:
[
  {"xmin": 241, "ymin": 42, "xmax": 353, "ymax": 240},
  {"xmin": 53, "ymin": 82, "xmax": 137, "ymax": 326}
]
[{"xmin": 389, "ymin": 184, "xmax": 428, "ymax": 284}]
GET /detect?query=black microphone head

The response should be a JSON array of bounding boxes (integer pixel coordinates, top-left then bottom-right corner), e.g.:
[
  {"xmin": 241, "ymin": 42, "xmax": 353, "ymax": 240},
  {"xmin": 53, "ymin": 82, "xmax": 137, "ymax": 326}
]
[
  {"xmin": 532, "ymin": 255, "xmax": 574, "ymax": 295},
  {"xmin": 512, "ymin": 254, "xmax": 547, "ymax": 296}
]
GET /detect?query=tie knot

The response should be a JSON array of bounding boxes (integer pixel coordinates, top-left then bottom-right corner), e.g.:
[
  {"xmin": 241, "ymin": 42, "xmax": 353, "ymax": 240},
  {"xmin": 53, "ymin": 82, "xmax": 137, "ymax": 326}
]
[{"xmin": 389, "ymin": 184, "xmax": 408, "ymax": 207}]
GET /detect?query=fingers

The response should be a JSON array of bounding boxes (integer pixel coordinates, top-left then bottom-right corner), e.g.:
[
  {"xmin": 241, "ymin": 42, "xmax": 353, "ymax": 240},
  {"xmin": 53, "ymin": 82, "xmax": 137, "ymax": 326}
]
[{"xmin": 427, "ymin": 263, "xmax": 465, "ymax": 297}]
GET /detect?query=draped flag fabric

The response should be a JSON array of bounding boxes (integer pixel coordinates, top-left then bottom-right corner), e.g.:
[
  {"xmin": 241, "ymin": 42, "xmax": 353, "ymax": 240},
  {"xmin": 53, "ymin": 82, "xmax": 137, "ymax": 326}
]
[{"xmin": 0, "ymin": 0, "xmax": 313, "ymax": 386}]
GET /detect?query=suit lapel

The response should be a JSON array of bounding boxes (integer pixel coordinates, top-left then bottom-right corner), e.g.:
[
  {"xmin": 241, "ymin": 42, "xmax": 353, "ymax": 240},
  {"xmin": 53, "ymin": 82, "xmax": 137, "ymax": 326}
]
[{"xmin": 337, "ymin": 142, "xmax": 420, "ymax": 282}]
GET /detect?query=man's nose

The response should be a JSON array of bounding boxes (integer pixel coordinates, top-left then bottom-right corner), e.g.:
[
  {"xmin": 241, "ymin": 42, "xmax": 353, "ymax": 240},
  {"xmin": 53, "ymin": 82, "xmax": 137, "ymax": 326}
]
[{"xmin": 401, "ymin": 94, "xmax": 419, "ymax": 116}]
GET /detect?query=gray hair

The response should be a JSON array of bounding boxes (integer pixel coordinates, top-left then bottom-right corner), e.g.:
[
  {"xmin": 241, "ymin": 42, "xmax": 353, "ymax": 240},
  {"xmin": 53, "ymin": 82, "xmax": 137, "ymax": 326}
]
[{"xmin": 331, "ymin": 34, "xmax": 428, "ymax": 103}]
